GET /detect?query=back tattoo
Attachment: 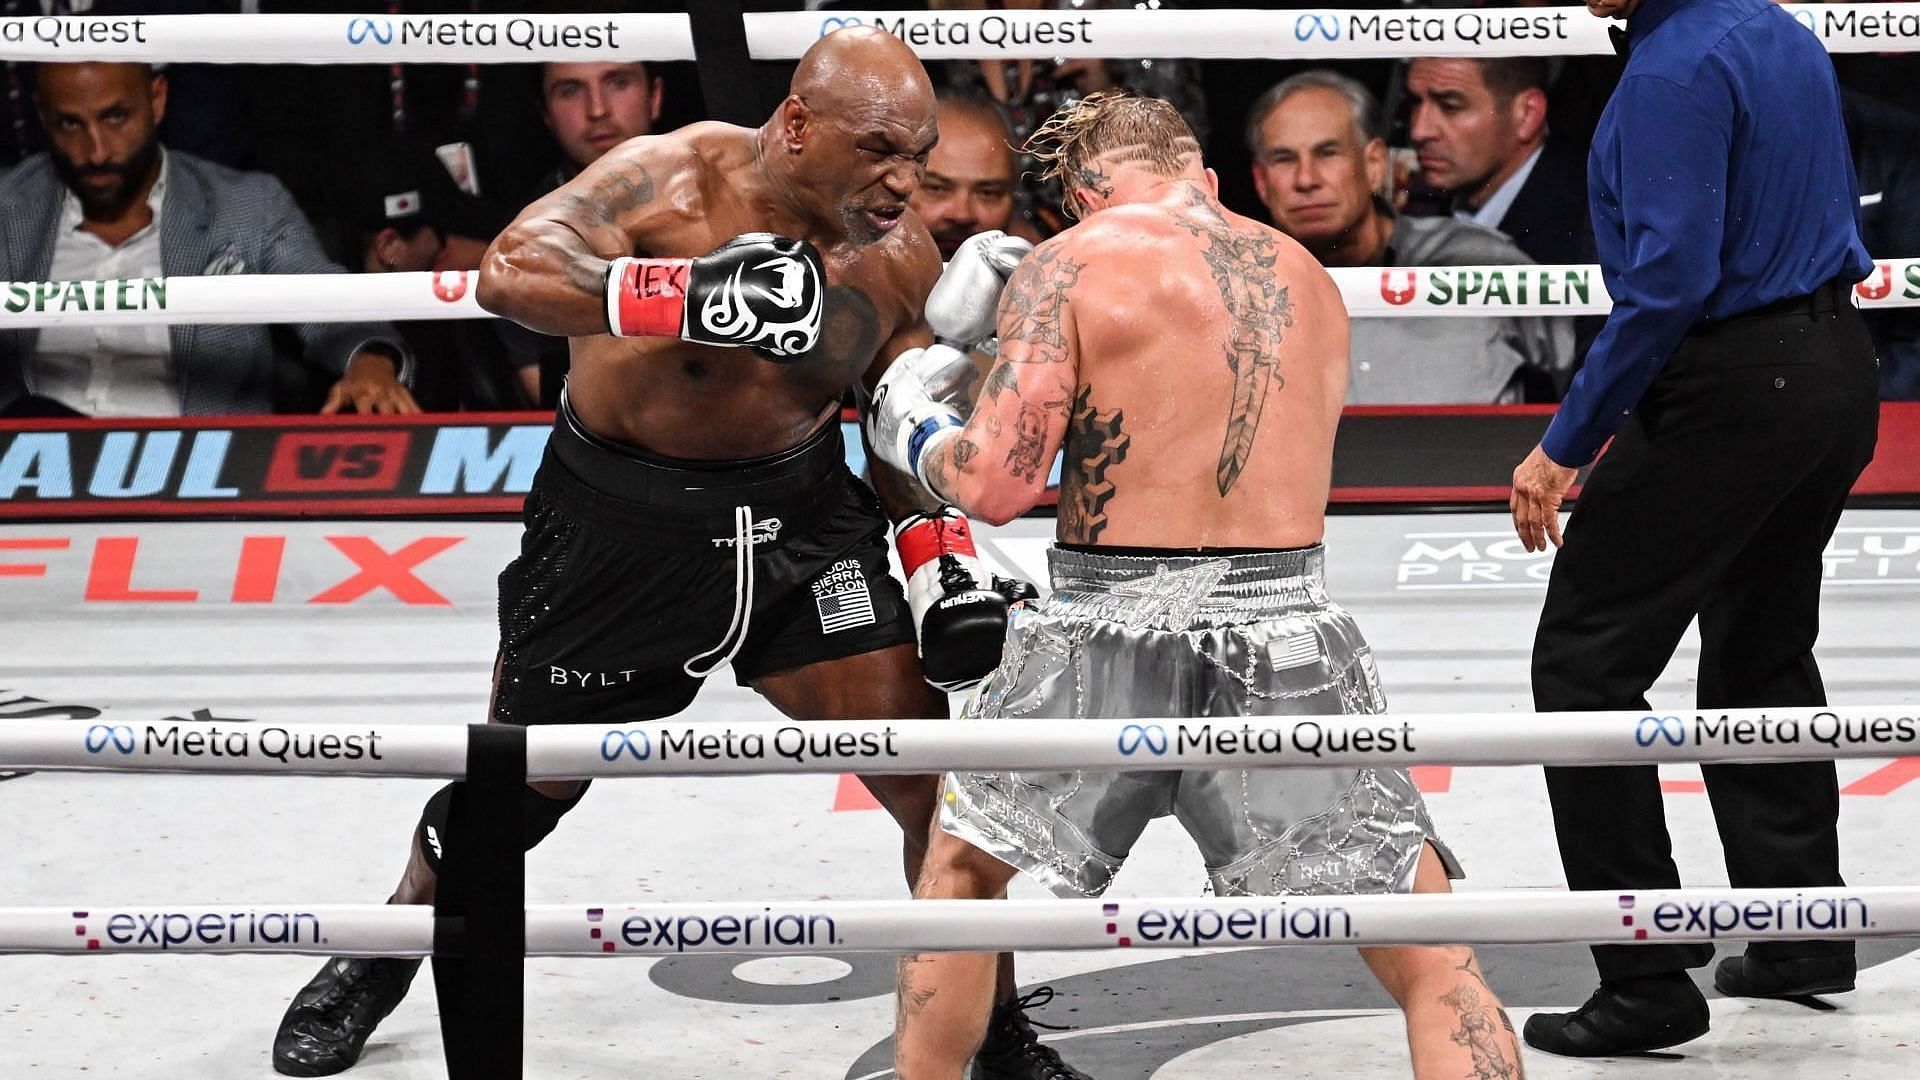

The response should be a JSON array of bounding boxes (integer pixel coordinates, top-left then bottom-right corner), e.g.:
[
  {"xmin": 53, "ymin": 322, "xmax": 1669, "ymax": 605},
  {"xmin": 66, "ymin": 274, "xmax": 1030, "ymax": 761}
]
[{"xmin": 1171, "ymin": 187, "xmax": 1296, "ymax": 496}]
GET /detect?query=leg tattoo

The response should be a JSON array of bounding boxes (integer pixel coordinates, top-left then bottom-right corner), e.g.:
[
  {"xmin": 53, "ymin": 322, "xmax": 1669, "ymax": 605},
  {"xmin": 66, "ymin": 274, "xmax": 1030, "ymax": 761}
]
[{"xmin": 1439, "ymin": 985, "xmax": 1524, "ymax": 1079}]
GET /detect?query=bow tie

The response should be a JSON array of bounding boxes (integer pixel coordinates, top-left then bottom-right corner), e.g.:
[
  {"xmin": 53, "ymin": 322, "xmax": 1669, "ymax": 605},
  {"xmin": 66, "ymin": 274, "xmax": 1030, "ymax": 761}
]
[{"xmin": 1609, "ymin": 25, "xmax": 1630, "ymax": 57}]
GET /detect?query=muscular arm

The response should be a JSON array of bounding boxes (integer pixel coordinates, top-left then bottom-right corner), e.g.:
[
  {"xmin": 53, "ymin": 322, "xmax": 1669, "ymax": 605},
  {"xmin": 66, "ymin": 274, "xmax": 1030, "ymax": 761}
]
[
  {"xmin": 862, "ymin": 246, "xmax": 946, "ymax": 522},
  {"xmin": 475, "ymin": 141, "xmax": 671, "ymax": 337},
  {"xmin": 919, "ymin": 242, "xmax": 1082, "ymax": 525}
]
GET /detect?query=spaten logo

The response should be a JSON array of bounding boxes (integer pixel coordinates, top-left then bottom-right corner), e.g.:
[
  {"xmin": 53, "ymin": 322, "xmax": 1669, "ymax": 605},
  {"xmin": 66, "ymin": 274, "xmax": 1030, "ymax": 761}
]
[
  {"xmin": 1380, "ymin": 270, "xmax": 1418, "ymax": 306},
  {"xmin": 601, "ymin": 729, "xmax": 651, "ymax": 762},
  {"xmin": 1294, "ymin": 14, "xmax": 1340, "ymax": 42},
  {"xmin": 1635, "ymin": 715, "xmax": 1686, "ymax": 748},
  {"xmin": 85, "ymin": 724, "xmax": 135, "ymax": 754},
  {"xmin": 1857, "ymin": 264, "xmax": 1894, "ymax": 302},
  {"xmin": 346, "ymin": 18, "xmax": 394, "ymax": 45},
  {"xmin": 1118, "ymin": 723, "xmax": 1169, "ymax": 757},
  {"xmin": 431, "ymin": 271, "xmax": 470, "ymax": 303}
]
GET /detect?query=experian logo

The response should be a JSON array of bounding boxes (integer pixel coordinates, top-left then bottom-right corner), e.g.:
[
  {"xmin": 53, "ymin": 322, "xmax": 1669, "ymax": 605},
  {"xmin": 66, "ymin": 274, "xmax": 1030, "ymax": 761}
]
[
  {"xmin": 1635, "ymin": 715, "xmax": 1686, "ymax": 748},
  {"xmin": 1117, "ymin": 723, "xmax": 1169, "ymax": 757},
  {"xmin": 601, "ymin": 729, "xmax": 651, "ymax": 762},
  {"xmin": 85, "ymin": 723, "xmax": 135, "ymax": 754},
  {"xmin": 347, "ymin": 18, "xmax": 395, "ymax": 45}
]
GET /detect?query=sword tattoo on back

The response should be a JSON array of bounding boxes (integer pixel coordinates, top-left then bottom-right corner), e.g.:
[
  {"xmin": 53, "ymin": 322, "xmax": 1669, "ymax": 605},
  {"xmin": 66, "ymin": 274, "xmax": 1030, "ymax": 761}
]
[{"xmin": 1171, "ymin": 187, "xmax": 1296, "ymax": 495}]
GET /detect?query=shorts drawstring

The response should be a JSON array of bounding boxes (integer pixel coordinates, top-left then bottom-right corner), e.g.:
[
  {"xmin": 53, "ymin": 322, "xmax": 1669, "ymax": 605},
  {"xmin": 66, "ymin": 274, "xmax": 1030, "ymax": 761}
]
[{"xmin": 683, "ymin": 504, "xmax": 757, "ymax": 678}]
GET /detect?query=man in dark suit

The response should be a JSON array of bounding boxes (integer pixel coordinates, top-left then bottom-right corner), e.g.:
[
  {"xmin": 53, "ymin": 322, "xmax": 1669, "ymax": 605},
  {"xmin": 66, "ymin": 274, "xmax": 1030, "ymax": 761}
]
[
  {"xmin": 1404, "ymin": 56, "xmax": 1593, "ymax": 267},
  {"xmin": 0, "ymin": 62, "xmax": 414, "ymax": 417}
]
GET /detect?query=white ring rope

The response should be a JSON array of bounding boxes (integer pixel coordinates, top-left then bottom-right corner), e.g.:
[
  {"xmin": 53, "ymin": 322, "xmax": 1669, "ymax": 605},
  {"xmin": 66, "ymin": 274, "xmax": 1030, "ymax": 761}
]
[
  {"xmin": 2, "ymin": 888, "xmax": 1912, "ymax": 956},
  {"xmin": 3, "ymin": 261, "xmax": 1917, "ymax": 330},
  {"xmin": 4, "ymin": 705, "xmax": 1915, "ymax": 779},
  {"xmin": 0, "ymin": 8, "xmax": 1905, "ymax": 64}
]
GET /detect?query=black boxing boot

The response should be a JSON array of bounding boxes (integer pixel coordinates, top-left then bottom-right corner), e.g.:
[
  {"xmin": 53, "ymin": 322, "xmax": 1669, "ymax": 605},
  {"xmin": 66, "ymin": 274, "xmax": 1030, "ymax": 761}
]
[
  {"xmin": 272, "ymin": 956, "xmax": 421, "ymax": 1076},
  {"xmin": 972, "ymin": 987, "xmax": 1096, "ymax": 1080}
]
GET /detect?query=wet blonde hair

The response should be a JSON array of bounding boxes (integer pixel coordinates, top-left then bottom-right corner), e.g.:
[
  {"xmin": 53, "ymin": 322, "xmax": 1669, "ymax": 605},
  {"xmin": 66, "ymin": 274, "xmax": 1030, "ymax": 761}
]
[{"xmin": 1026, "ymin": 90, "xmax": 1201, "ymax": 219}]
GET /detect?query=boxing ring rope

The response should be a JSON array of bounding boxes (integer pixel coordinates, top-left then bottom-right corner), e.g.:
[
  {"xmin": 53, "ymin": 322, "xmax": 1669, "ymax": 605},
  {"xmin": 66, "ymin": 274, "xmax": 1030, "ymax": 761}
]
[
  {"xmin": 4, "ymin": 9, "xmax": 1914, "ymax": 1078},
  {"xmin": 5, "ymin": 705, "xmax": 1917, "ymax": 779},
  {"xmin": 0, "ymin": 7, "xmax": 1906, "ymax": 64},
  {"xmin": 3, "ymin": 260, "xmax": 1919, "ymax": 331},
  {"xmin": 3, "ymin": 888, "xmax": 1913, "ymax": 956}
]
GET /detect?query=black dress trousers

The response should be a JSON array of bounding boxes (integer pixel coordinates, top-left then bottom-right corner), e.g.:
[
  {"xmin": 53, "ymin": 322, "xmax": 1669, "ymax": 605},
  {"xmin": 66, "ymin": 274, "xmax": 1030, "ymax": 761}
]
[{"xmin": 1532, "ymin": 282, "xmax": 1880, "ymax": 982}]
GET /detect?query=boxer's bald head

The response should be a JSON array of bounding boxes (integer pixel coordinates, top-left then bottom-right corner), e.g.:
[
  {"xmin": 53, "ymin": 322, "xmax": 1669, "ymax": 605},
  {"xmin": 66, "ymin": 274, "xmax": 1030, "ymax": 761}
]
[
  {"xmin": 766, "ymin": 27, "xmax": 937, "ymax": 245},
  {"xmin": 1028, "ymin": 91, "xmax": 1204, "ymax": 220}
]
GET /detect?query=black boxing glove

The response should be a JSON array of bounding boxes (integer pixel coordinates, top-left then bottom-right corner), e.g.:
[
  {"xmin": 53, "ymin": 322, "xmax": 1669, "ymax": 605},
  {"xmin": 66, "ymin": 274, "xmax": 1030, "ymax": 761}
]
[
  {"xmin": 895, "ymin": 506, "xmax": 1037, "ymax": 693},
  {"xmin": 605, "ymin": 232, "xmax": 826, "ymax": 360}
]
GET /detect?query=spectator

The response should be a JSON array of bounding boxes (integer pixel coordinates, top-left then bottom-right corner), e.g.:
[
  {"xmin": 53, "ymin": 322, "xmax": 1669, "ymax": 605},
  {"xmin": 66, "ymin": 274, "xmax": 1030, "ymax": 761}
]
[
  {"xmin": 1845, "ymin": 88, "xmax": 1920, "ymax": 400},
  {"xmin": 315, "ymin": 142, "xmax": 513, "ymax": 415},
  {"xmin": 526, "ymin": 60, "xmax": 663, "ymax": 199},
  {"xmin": 1248, "ymin": 70, "xmax": 1573, "ymax": 403},
  {"xmin": 0, "ymin": 0, "xmax": 248, "ymax": 171},
  {"xmin": 1404, "ymin": 56, "xmax": 1593, "ymax": 267},
  {"xmin": 0, "ymin": 62, "xmax": 415, "ymax": 418},
  {"xmin": 930, "ymin": 0, "xmax": 1209, "ymax": 234},
  {"xmin": 489, "ymin": 61, "xmax": 668, "ymax": 409},
  {"xmin": 245, "ymin": 1, "xmax": 553, "ymax": 273},
  {"xmin": 910, "ymin": 89, "xmax": 1040, "ymax": 259}
]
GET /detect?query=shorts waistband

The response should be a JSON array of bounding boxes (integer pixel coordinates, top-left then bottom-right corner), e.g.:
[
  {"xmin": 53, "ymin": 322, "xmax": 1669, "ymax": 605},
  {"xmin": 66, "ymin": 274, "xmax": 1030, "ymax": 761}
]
[
  {"xmin": 1047, "ymin": 544, "xmax": 1326, "ymax": 599},
  {"xmin": 549, "ymin": 389, "xmax": 846, "ymax": 512},
  {"xmin": 540, "ymin": 392, "xmax": 846, "ymax": 543}
]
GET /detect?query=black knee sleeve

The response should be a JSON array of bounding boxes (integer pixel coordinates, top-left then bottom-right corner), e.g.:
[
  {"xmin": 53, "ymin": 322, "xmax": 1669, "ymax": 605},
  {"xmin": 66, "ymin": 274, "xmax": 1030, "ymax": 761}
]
[{"xmin": 416, "ymin": 780, "xmax": 590, "ymax": 874}]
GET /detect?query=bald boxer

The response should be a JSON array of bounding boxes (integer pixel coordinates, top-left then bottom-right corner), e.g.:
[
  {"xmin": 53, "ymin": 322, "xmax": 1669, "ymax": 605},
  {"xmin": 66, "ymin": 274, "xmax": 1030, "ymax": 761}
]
[
  {"xmin": 270, "ymin": 29, "xmax": 1082, "ymax": 1080},
  {"xmin": 870, "ymin": 91, "xmax": 1527, "ymax": 1080}
]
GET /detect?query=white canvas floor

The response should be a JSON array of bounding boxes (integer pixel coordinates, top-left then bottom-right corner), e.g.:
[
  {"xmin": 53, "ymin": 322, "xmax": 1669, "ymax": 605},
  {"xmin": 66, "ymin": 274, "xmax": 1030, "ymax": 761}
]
[{"xmin": 4, "ymin": 511, "xmax": 1918, "ymax": 1079}]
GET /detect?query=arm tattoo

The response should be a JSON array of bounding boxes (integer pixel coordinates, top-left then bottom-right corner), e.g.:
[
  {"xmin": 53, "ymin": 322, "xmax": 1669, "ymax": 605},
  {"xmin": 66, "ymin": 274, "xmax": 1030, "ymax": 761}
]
[
  {"xmin": 983, "ymin": 361, "xmax": 1019, "ymax": 402},
  {"xmin": 1005, "ymin": 404, "xmax": 1050, "ymax": 482},
  {"xmin": 998, "ymin": 246, "xmax": 1084, "ymax": 359},
  {"xmin": 1057, "ymin": 386, "xmax": 1130, "ymax": 544},
  {"xmin": 586, "ymin": 165, "xmax": 656, "ymax": 219},
  {"xmin": 1438, "ymin": 985, "xmax": 1525, "ymax": 1079},
  {"xmin": 1169, "ymin": 187, "xmax": 1296, "ymax": 496}
]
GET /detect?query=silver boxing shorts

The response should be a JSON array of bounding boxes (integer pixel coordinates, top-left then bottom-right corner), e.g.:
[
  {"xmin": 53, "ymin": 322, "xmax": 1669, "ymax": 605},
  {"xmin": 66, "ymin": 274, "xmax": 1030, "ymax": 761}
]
[{"xmin": 941, "ymin": 545, "xmax": 1460, "ymax": 899}]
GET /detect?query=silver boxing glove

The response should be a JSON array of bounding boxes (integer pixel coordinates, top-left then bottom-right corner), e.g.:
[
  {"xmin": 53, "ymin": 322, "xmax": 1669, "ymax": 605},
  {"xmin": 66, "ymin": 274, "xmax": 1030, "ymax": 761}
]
[{"xmin": 926, "ymin": 230, "xmax": 1034, "ymax": 348}]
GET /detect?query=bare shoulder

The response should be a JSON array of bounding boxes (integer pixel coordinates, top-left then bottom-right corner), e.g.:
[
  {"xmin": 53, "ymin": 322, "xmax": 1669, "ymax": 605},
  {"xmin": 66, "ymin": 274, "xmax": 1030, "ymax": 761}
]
[
  {"xmin": 544, "ymin": 123, "xmax": 752, "ymax": 236},
  {"xmin": 886, "ymin": 212, "xmax": 945, "ymax": 299},
  {"xmin": 1062, "ymin": 205, "xmax": 1190, "ymax": 258}
]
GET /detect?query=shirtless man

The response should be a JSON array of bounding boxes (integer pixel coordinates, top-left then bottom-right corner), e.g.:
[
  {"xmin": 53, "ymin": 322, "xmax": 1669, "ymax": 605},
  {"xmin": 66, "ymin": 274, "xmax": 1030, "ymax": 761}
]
[
  {"xmin": 269, "ymin": 29, "xmax": 1084, "ymax": 1080},
  {"xmin": 869, "ymin": 91, "xmax": 1528, "ymax": 1080}
]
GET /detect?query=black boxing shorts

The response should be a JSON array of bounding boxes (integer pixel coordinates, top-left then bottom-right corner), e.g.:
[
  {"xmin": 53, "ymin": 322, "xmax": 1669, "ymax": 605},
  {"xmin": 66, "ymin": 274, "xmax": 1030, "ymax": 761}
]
[{"xmin": 490, "ymin": 393, "xmax": 917, "ymax": 727}]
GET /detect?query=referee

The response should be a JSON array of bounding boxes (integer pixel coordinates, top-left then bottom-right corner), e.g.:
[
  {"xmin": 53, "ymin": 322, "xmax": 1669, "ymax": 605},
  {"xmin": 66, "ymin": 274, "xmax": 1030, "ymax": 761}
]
[{"xmin": 1508, "ymin": 0, "xmax": 1879, "ymax": 1058}]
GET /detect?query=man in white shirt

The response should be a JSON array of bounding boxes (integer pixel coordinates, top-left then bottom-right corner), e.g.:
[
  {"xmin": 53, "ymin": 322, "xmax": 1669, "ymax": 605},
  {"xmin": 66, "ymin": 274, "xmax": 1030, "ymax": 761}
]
[{"xmin": 0, "ymin": 62, "xmax": 416, "ymax": 418}]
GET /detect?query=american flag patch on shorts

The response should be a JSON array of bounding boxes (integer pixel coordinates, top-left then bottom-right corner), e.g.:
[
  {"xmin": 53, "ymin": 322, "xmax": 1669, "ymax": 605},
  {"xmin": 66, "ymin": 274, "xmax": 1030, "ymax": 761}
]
[
  {"xmin": 811, "ymin": 558, "xmax": 876, "ymax": 634},
  {"xmin": 1270, "ymin": 632, "xmax": 1322, "ymax": 670}
]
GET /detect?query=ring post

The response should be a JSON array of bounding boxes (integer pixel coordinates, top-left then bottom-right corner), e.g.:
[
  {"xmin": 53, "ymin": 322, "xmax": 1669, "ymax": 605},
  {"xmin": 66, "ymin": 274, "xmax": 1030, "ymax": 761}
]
[{"xmin": 433, "ymin": 724, "xmax": 527, "ymax": 1080}]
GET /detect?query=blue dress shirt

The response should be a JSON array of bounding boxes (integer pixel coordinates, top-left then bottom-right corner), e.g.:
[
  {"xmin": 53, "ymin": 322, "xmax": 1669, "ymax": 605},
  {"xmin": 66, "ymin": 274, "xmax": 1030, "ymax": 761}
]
[{"xmin": 1543, "ymin": 0, "xmax": 1875, "ymax": 466}]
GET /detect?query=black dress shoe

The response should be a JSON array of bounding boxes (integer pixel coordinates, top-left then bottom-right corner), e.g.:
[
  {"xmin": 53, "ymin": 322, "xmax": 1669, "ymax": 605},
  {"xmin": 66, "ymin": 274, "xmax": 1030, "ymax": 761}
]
[
  {"xmin": 272, "ymin": 956, "xmax": 422, "ymax": 1076},
  {"xmin": 1523, "ymin": 975, "xmax": 1710, "ymax": 1057},
  {"xmin": 1714, "ymin": 954, "xmax": 1855, "ymax": 999}
]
